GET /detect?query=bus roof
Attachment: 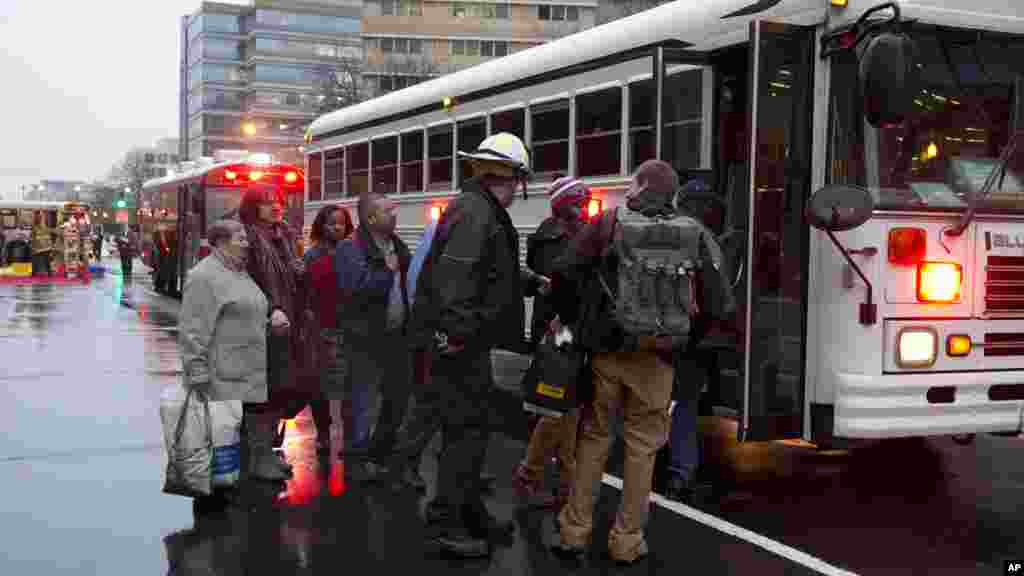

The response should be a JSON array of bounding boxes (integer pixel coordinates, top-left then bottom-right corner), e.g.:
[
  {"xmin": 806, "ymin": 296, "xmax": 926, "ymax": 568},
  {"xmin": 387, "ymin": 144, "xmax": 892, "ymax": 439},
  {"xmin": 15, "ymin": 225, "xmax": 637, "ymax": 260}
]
[
  {"xmin": 309, "ymin": 0, "xmax": 1024, "ymax": 143},
  {"xmin": 308, "ymin": 0, "xmax": 824, "ymax": 141}
]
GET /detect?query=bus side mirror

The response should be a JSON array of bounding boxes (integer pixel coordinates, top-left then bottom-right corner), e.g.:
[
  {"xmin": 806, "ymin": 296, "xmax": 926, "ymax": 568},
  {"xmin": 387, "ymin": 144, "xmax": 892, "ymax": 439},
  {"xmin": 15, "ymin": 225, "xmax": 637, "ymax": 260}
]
[
  {"xmin": 860, "ymin": 32, "xmax": 918, "ymax": 128},
  {"xmin": 807, "ymin": 184, "xmax": 878, "ymax": 325},
  {"xmin": 806, "ymin": 184, "xmax": 874, "ymax": 232}
]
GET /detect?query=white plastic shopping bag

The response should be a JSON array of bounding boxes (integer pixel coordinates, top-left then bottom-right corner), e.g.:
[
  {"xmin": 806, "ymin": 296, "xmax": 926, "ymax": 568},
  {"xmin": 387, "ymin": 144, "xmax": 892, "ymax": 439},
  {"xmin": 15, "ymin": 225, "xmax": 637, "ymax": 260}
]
[
  {"xmin": 208, "ymin": 400, "xmax": 242, "ymax": 488},
  {"xmin": 160, "ymin": 385, "xmax": 243, "ymax": 497}
]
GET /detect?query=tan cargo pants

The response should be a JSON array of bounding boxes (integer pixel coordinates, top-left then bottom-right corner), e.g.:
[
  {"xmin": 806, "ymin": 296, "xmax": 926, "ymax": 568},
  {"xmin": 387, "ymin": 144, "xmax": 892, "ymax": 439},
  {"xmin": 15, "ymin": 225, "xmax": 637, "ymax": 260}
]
[
  {"xmin": 522, "ymin": 409, "xmax": 579, "ymax": 481},
  {"xmin": 557, "ymin": 350, "xmax": 673, "ymax": 562}
]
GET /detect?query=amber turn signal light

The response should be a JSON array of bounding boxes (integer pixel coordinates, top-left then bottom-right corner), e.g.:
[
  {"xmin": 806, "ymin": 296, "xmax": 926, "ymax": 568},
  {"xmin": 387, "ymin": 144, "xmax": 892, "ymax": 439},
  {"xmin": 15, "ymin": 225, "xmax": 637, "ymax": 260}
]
[{"xmin": 946, "ymin": 335, "xmax": 971, "ymax": 357}]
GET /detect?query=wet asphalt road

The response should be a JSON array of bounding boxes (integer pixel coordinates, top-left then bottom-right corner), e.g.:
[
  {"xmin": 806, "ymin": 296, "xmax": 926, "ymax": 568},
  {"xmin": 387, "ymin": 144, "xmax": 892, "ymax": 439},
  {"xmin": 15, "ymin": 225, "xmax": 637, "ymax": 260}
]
[{"xmin": 0, "ymin": 258, "xmax": 1021, "ymax": 575}]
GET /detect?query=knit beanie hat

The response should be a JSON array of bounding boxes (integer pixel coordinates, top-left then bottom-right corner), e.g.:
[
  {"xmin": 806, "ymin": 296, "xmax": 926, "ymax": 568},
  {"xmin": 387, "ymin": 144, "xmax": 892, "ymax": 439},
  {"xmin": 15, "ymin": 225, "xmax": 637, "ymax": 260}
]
[{"xmin": 548, "ymin": 176, "xmax": 589, "ymax": 212}]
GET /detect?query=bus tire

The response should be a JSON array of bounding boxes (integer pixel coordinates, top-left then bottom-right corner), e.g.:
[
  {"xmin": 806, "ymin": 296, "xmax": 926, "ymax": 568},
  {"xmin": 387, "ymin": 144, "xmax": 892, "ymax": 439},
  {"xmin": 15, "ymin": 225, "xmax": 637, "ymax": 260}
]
[{"xmin": 951, "ymin": 433, "xmax": 975, "ymax": 445}]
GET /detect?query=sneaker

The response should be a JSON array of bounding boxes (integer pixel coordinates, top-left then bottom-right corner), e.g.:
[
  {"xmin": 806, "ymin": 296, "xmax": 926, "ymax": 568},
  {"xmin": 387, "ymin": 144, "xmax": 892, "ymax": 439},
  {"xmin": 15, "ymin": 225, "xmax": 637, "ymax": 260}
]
[
  {"xmin": 610, "ymin": 539, "xmax": 649, "ymax": 565},
  {"xmin": 436, "ymin": 530, "xmax": 490, "ymax": 558}
]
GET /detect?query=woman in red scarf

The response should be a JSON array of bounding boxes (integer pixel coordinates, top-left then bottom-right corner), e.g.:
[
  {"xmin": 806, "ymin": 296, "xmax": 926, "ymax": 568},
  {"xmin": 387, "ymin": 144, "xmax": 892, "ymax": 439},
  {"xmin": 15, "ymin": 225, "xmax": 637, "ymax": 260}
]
[
  {"xmin": 301, "ymin": 204, "xmax": 354, "ymax": 450},
  {"xmin": 238, "ymin": 186, "xmax": 305, "ymax": 479}
]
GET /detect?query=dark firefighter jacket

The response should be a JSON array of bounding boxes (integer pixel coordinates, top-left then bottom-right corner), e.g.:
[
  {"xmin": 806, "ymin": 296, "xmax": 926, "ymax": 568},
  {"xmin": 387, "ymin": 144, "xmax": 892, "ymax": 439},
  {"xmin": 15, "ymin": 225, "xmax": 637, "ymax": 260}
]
[{"xmin": 409, "ymin": 177, "xmax": 540, "ymax": 353}]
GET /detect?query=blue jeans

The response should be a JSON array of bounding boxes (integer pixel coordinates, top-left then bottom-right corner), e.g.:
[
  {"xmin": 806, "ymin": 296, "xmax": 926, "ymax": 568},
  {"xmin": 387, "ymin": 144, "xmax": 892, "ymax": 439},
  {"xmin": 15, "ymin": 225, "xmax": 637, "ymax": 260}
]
[
  {"xmin": 343, "ymin": 330, "xmax": 411, "ymax": 455},
  {"xmin": 668, "ymin": 355, "xmax": 701, "ymax": 482}
]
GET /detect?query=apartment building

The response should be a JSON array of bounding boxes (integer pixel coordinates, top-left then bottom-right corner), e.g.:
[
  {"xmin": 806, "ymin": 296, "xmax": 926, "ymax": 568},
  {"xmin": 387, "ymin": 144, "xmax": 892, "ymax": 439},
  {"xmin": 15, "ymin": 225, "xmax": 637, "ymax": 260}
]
[
  {"xmin": 361, "ymin": 0, "xmax": 598, "ymax": 96},
  {"xmin": 181, "ymin": 1, "xmax": 364, "ymax": 165}
]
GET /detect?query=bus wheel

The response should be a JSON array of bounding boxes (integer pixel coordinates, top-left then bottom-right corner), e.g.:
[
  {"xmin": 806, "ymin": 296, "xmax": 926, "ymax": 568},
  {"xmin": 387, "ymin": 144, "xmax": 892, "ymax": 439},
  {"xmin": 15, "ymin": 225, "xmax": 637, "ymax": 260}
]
[{"xmin": 951, "ymin": 433, "xmax": 975, "ymax": 446}]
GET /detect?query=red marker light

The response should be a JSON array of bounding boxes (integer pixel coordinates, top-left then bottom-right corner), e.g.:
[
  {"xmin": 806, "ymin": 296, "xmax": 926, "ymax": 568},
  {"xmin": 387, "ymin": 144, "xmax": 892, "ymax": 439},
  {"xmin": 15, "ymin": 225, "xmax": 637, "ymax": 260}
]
[
  {"xmin": 285, "ymin": 171, "xmax": 298, "ymax": 183},
  {"xmin": 225, "ymin": 170, "xmax": 237, "ymax": 181},
  {"xmin": 430, "ymin": 205, "xmax": 443, "ymax": 221},
  {"xmin": 587, "ymin": 198, "xmax": 602, "ymax": 218},
  {"xmin": 250, "ymin": 170, "xmax": 263, "ymax": 181}
]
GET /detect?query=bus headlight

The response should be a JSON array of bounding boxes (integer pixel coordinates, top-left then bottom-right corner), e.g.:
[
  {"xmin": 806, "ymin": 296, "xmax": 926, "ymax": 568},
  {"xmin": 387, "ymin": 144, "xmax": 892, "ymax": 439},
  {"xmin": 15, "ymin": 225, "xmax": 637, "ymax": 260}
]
[
  {"xmin": 897, "ymin": 327, "xmax": 937, "ymax": 368},
  {"xmin": 916, "ymin": 261, "xmax": 961, "ymax": 303}
]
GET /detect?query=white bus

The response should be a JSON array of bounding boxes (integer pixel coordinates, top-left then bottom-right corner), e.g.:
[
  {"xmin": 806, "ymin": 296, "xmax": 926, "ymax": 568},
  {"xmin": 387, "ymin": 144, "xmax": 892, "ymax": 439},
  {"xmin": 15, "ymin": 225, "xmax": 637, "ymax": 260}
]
[{"xmin": 303, "ymin": 0, "xmax": 1024, "ymax": 447}]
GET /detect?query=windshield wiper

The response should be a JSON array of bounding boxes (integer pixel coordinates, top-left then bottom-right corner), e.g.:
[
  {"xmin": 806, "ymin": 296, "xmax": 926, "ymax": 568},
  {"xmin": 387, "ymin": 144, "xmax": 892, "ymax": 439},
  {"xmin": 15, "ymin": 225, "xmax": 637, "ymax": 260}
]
[{"xmin": 945, "ymin": 129, "xmax": 1024, "ymax": 238}]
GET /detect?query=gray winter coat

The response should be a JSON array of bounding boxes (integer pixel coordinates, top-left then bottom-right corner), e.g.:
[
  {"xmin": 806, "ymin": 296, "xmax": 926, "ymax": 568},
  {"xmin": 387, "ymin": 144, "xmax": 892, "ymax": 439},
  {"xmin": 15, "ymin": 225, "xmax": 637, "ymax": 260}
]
[{"xmin": 178, "ymin": 254, "xmax": 269, "ymax": 402}]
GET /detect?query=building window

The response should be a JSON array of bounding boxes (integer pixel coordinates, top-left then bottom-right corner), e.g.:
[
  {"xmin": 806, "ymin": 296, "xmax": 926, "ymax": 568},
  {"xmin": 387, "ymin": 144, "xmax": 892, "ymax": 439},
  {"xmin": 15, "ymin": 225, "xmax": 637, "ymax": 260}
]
[
  {"xmin": 308, "ymin": 152, "xmax": 323, "ymax": 201},
  {"xmin": 401, "ymin": 130, "xmax": 424, "ymax": 193},
  {"xmin": 372, "ymin": 136, "xmax": 399, "ymax": 194},
  {"xmin": 551, "ymin": 5, "xmax": 566, "ymax": 20},
  {"xmin": 538, "ymin": 5, "xmax": 550, "ymax": 19},
  {"xmin": 576, "ymin": 87, "xmax": 623, "ymax": 177},
  {"xmin": 567, "ymin": 6, "xmax": 579, "ymax": 20},
  {"xmin": 395, "ymin": 38, "xmax": 408, "ymax": 53},
  {"xmin": 491, "ymin": 108, "xmax": 525, "ymax": 142},
  {"xmin": 451, "ymin": 40, "xmax": 464, "ymax": 56},
  {"xmin": 428, "ymin": 124, "xmax": 453, "ymax": 190},
  {"xmin": 495, "ymin": 41, "xmax": 508, "ymax": 57},
  {"xmin": 158, "ymin": 153, "xmax": 169, "ymax": 164},
  {"xmin": 254, "ymin": 10, "xmax": 359, "ymax": 35},
  {"xmin": 629, "ymin": 78, "xmax": 656, "ymax": 170},
  {"xmin": 466, "ymin": 40, "xmax": 480, "ymax": 57},
  {"xmin": 530, "ymin": 100, "xmax": 570, "ymax": 179},
  {"xmin": 171, "ymin": 155, "xmax": 180, "ymax": 164},
  {"xmin": 481, "ymin": 41, "xmax": 493, "ymax": 57},
  {"xmin": 347, "ymin": 143, "xmax": 369, "ymax": 197},
  {"xmin": 383, "ymin": 0, "xmax": 422, "ymax": 15},
  {"xmin": 451, "ymin": 3, "xmax": 467, "ymax": 17},
  {"xmin": 381, "ymin": 37, "xmax": 394, "ymax": 52},
  {"xmin": 538, "ymin": 5, "xmax": 578, "ymax": 20},
  {"xmin": 145, "ymin": 153, "xmax": 156, "ymax": 163},
  {"xmin": 379, "ymin": 76, "xmax": 394, "ymax": 93},
  {"xmin": 457, "ymin": 118, "xmax": 486, "ymax": 186},
  {"xmin": 496, "ymin": 3, "xmax": 509, "ymax": 18},
  {"xmin": 409, "ymin": 39, "xmax": 423, "ymax": 53},
  {"xmin": 662, "ymin": 69, "xmax": 703, "ymax": 173}
]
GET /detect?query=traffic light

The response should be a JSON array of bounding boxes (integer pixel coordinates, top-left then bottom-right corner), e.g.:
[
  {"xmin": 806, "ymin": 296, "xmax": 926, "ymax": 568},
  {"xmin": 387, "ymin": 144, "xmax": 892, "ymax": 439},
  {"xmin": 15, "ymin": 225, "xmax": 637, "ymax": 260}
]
[{"xmin": 116, "ymin": 199, "xmax": 126, "ymax": 208}]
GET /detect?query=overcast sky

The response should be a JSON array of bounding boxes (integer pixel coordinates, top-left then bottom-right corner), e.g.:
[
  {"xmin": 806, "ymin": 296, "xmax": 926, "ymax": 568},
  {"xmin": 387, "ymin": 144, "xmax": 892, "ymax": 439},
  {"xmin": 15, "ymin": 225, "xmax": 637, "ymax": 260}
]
[{"xmin": 0, "ymin": 1, "xmax": 247, "ymax": 200}]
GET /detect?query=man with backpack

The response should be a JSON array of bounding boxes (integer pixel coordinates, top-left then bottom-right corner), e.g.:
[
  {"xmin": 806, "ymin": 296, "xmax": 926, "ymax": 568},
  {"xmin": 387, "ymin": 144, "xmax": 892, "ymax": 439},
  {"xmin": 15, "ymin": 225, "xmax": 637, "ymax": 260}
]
[{"xmin": 552, "ymin": 160, "xmax": 734, "ymax": 564}]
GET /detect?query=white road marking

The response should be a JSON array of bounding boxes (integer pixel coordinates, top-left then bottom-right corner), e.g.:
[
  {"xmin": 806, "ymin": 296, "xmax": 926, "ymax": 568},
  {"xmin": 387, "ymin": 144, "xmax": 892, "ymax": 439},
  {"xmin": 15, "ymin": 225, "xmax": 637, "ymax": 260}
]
[{"xmin": 601, "ymin": 473, "xmax": 860, "ymax": 576}]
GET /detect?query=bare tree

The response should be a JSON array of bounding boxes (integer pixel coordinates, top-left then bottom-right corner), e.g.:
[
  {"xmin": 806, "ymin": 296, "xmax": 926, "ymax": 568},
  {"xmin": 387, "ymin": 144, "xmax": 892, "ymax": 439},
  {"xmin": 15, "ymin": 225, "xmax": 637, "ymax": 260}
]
[
  {"xmin": 314, "ymin": 58, "xmax": 365, "ymax": 116},
  {"xmin": 106, "ymin": 149, "xmax": 154, "ymax": 220}
]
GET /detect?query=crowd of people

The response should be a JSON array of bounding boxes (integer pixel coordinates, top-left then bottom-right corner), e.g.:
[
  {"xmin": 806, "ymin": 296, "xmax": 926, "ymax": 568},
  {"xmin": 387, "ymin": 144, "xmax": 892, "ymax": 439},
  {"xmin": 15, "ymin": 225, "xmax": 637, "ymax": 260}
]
[{"xmin": 176, "ymin": 132, "xmax": 734, "ymax": 563}]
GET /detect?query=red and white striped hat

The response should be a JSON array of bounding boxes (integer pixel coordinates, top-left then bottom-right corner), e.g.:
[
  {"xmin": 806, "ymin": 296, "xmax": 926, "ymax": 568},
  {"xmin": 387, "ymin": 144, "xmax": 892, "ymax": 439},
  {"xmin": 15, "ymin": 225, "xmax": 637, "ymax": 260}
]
[{"xmin": 548, "ymin": 176, "xmax": 589, "ymax": 211}]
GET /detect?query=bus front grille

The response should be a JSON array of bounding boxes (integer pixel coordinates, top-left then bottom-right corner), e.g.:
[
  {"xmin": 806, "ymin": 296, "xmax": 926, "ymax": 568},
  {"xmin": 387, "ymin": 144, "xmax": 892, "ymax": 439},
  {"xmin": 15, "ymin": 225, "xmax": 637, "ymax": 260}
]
[
  {"xmin": 983, "ymin": 333, "xmax": 1024, "ymax": 357},
  {"xmin": 985, "ymin": 256, "xmax": 1024, "ymax": 314}
]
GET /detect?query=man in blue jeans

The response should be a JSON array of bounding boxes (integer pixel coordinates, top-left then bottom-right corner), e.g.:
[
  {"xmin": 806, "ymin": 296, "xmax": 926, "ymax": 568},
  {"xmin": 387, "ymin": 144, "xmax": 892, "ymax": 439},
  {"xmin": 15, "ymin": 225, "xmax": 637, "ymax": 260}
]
[{"xmin": 666, "ymin": 353, "xmax": 703, "ymax": 503}]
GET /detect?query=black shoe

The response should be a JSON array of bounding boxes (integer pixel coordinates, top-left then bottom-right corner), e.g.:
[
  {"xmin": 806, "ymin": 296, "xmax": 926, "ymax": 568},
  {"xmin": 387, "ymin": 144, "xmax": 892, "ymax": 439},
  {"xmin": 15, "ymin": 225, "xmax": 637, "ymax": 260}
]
[
  {"xmin": 402, "ymin": 464, "xmax": 427, "ymax": 491},
  {"xmin": 436, "ymin": 530, "xmax": 490, "ymax": 558},
  {"xmin": 665, "ymin": 475, "xmax": 697, "ymax": 505}
]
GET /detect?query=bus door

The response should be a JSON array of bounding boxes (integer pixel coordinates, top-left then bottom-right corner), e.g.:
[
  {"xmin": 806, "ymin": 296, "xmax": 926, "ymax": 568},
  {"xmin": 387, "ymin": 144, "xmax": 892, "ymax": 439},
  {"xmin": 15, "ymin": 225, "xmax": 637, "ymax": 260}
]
[
  {"xmin": 740, "ymin": 20, "xmax": 815, "ymax": 441},
  {"xmin": 176, "ymin": 182, "xmax": 201, "ymax": 289}
]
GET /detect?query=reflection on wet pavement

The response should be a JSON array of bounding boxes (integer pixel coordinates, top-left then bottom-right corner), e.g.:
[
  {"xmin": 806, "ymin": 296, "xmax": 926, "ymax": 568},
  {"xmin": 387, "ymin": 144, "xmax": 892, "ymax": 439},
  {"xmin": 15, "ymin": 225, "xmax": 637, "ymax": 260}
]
[{"xmin": 1, "ymin": 266, "xmax": 1021, "ymax": 576}]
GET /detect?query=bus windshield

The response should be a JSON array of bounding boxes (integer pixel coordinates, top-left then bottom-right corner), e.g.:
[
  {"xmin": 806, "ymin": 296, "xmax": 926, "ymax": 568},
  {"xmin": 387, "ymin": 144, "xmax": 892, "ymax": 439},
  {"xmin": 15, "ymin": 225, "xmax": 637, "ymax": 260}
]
[{"xmin": 828, "ymin": 26, "xmax": 1024, "ymax": 213}]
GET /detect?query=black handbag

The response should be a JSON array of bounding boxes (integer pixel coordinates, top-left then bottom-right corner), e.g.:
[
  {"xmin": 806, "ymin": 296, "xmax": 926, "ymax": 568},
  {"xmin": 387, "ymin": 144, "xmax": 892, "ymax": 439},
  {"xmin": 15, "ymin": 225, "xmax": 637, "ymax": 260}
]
[{"xmin": 523, "ymin": 333, "xmax": 586, "ymax": 418}]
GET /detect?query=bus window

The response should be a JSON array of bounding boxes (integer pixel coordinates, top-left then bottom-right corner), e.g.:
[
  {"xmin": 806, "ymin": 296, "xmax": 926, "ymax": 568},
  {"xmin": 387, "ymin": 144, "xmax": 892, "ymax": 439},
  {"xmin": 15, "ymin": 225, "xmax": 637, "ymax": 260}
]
[
  {"xmin": 401, "ymin": 130, "xmax": 424, "ymax": 193},
  {"xmin": 428, "ymin": 124, "xmax": 453, "ymax": 190},
  {"xmin": 576, "ymin": 87, "xmax": 623, "ymax": 178},
  {"xmin": 373, "ymin": 136, "xmax": 399, "ymax": 194},
  {"xmin": 457, "ymin": 117, "xmax": 486, "ymax": 187},
  {"xmin": 530, "ymin": 99, "xmax": 569, "ymax": 180},
  {"xmin": 348, "ymin": 142, "xmax": 369, "ymax": 197}
]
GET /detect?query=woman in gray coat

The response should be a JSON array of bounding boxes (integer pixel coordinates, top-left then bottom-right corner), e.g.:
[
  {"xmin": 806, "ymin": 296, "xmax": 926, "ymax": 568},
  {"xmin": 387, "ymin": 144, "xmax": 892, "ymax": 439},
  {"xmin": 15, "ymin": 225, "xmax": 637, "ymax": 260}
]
[{"xmin": 178, "ymin": 219, "xmax": 285, "ymax": 481}]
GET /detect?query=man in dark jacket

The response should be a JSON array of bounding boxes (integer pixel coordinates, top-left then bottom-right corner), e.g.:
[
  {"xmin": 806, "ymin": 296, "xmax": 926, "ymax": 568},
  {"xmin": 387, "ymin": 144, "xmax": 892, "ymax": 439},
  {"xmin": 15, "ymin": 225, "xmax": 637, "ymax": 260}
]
[
  {"xmin": 409, "ymin": 132, "xmax": 549, "ymax": 558},
  {"xmin": 336, "ymin": 191, "xmax": 412, "ymax": 479}
]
